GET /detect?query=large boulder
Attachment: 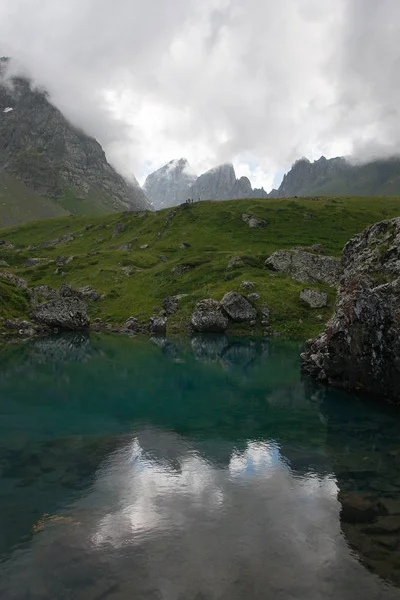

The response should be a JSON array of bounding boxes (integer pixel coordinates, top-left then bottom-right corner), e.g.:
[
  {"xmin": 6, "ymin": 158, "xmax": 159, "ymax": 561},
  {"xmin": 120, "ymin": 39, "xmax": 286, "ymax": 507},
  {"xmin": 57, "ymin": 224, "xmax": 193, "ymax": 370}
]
[
  {"xmin": 191, "ymin": 299, "xmax": 229, "ymax": 333},
  {"xmin": 301, "ymin": 217, "xmax": 400, "ymax": 401},
  {"xmin": 220, "ymin": 291, "xmax": 257, "ymax": 323},
  {"xmin": 31, "ymin": 296, "xmax": 90, "ymax": 331},
  {"xmin": 265, "ymin": 249, "xmax": 341, "ymax": 286},
  {"xmin": 300, "ymin": 289, "xmax": 328, "ymax": 308}
]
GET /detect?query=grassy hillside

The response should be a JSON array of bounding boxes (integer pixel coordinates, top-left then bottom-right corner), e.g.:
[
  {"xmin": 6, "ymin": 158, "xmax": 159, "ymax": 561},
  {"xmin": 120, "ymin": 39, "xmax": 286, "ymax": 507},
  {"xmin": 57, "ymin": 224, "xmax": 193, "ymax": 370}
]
[{"xmin": 1, "ymin": 196, "xmax": 400, "ymax": 340}]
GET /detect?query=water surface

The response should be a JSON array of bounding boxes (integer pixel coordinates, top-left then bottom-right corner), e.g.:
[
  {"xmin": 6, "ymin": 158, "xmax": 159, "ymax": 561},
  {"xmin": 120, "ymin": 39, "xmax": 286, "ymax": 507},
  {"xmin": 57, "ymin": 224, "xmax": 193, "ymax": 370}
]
[{"xmin": 0, "ymin": 334, "xmax": 400, "ymax": 599}]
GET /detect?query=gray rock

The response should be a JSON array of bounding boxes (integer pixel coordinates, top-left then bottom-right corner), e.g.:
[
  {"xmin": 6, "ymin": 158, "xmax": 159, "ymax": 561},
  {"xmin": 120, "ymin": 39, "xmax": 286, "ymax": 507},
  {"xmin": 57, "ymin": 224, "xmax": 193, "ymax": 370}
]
[
  {"xmin": 31, "ymin": 297, "xmax": 89, "ymax": 330},
  {"xmin": 39, "ymin": 233, "xmax": 74, "ymax": 249},
  {"xmin": 171, "ymin": 264, "xmax": 193, "ymax": 276},
  {"xmin": 143, "ymin": 158, "xmax": 197, "ymax": 210},
  {"xmin": 121, "ymin": 317, "xmax": 141, "ymax": 333},
  {"xmin": 191, "ymin": 299, "xmax": 229, "ymax": 333},
  {"xmin": 301, "ymin": 217, "xmax": 400, "ymax": 401},
  {"xmin": 265, "ymin": 248, "xmax": 341, "ymax": 286},
  {"xmin": 159, "ymin": 254, "xmax": 169, "ymax": 262},
  {"xmin": 29, "ymin": 285, "xmax": 59, "ymax": 307},
  {"xmin": 139, "ymin": 244, "xmax": 150, "ymax": 250},
  {"xmin": 310, "ymin": 244, "xmax": 324, "ymax": 254},
  {"xmin": 180, "ymin": 242, "xmax": 190, "ymax": 249},
  {"xmin": 113, "ymin": 223, "xmax": 126, "ymax": 238},
  {"xmin": 78, "ymin": 286, "xmax": 100, "ymax": 301},
  {"xmin": 149, "ymin": 316, "xmax": 167, "ymax": 335},
  {"xmin": 227, "ymin": 256, "xmax": 245, "ymax": 269},
  {"xmin": 248, "ymin": 293, "xmax": 261, "ymax": 302},
  {"xmin": 117, "ymin": 243, "xmax": 132, "ymax": 251},
  {"xmin": 0, "ymin": 271, "xmax": 27, "ymax": 288},
  {"xmin": 242, "ymin": 213, "xmax": 267, "ymax": 228},
  {"xmin": 240, "ymin": 280, "xmax": 255, "ymax": 290},
  {"xmin": 300, "ymin": 289, "xmax": 328, "ymax": 308},
  {"xmin": 0, "ymin": 259, "xmax": 9, "ymax": 267},
  {"xmin": 24, "ymin": 257, "xmax": 53, "ymax": 268},
  {"xmin": 220, "ymin": 291, "xmax": 257, "ymax": 323}
]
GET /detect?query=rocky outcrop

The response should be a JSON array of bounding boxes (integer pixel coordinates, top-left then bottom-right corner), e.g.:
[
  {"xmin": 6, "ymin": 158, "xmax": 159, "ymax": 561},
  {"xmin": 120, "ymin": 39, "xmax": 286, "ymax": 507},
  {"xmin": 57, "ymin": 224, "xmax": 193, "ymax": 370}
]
[
  {"xmin": 30, "ymin": 284, "xmax": 89, "ymax": 330},
  {"xmin": 301, "ymin": 217, "xmax": 400, "ymax": 401},
  {"xmin": 220, "ymin": 292, "xmax": 257, "ymax": 323},
  {"xmin": 143, "ymin": 158, "xmax": 197, "ymax": 209},
  {"xmin": 191, "ymin": 299, "xmax": 229, "ymax": 333},
  {"xmin": 265, "ymin": 249, "xmax": 341, "ymax": 286},
  {"xmin": 0, "ymin": 59, "xmax": 150, "ymax": 214},
  {"xmin": 300, "ymin": 289, "xmax": 328, "ymax": 308},
  {"xmin": 242, "ymin": 214, "xmax": 267, "ymax": 228}
]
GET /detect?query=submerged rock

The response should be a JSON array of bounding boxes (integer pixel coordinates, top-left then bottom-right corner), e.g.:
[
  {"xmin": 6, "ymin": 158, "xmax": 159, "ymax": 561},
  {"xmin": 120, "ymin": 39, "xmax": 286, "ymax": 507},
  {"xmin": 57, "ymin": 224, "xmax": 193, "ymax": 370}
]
[
  {"xmin": 191, "ymin": 299, "xmax": 229, "ymax": 333},
  {"xmin": 301, "ymin": 217, "xmax": 400, "ymax": 401},
  {"xmin": 265, "ymin": 249, "xmax": 341, "ymax": 286},
  {"xmin": 220, "ymin": 291, "xmax": 257, "ymax": 323}
]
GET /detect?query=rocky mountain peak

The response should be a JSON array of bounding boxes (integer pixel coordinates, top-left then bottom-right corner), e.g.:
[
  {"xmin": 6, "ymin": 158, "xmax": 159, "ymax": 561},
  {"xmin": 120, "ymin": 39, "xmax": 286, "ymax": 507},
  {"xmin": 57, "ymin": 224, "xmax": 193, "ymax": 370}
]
[
  {"xmin": 0, "ymin": 60, "xmax": 150, "ymax": 215},
  {"xmin": 143, "ymin": 157, "xmax": 197, "ymax": 209}
]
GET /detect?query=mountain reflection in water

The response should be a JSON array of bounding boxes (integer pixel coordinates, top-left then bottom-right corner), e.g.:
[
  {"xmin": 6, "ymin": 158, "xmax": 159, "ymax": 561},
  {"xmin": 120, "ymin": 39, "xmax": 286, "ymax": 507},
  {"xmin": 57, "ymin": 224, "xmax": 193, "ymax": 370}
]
[{"xmin": 0, "ymin": 334, "xmax": 399, "ymax": 599}]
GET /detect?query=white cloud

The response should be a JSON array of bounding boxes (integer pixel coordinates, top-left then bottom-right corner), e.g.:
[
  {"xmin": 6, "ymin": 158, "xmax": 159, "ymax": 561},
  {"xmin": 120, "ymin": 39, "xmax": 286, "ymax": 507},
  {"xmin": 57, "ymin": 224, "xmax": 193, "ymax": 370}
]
[{"xmin": 0, "ymin": 0, "xmax": 399, "ymax": 190}]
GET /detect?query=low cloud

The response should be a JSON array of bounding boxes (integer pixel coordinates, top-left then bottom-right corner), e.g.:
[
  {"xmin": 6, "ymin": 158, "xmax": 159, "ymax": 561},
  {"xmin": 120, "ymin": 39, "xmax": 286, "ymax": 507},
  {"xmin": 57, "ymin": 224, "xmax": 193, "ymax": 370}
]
[{"xmin": 1, "ymin": 0, "xmax": 399, "ymax": 189}]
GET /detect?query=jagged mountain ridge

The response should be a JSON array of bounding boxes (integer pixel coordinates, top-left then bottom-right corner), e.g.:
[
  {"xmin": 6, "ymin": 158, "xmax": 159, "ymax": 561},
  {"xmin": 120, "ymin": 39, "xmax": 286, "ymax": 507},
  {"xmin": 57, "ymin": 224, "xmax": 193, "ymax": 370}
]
[
  {"xmin": 0, "ymin": 58, "xmax": 150, "ymax": 224},
  {"xmin": 144, "ymin": 160, "xmax": 268, "ymax": 209},
  {"xmin": 143, "ymin": 158, "xmax": 197, "ymax": 209},
  {"xmin": 270, "ymin": 155, "xmax": 400, "ymax": 197}
]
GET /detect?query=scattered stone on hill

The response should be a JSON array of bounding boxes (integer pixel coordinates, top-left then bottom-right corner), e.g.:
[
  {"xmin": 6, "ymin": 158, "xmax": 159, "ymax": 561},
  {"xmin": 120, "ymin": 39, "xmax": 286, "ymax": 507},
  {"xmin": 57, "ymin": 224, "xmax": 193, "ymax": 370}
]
[
  {"xmin": 162, "ymin": 295, "xmax": 186, "ymax": 315},
  {"xmin": 24, "ymin": 257, "xmax": 54, "ymax": 268},
  {"xmin": 31, "ymin": 296, "xmax": 89, "ymax": 331},
  {"xmin": 220, "ymin": 291, "xmax": 257, "ymax": 323},
  {"xmin": 301, "ymin": 217, "xmax": 400, "ymax": 401},
  {"xmin": 39, "ymin": 233, "xmax": 74, "ymax": 249},
  {"xmin": 113, "ymin": 223, "xmax": 126, "ymax": 238},
  {"xmin": 191, "ymin": 299, "xmax": 229, "ymax": 333},
  {"xmin": 120, "ymin": 317, "xmax": 141, "ymax": 334},
  {"xmin": 171, "ymin": 264, "xmax": 193, "ymax": 276},
  {"xmin": 139, "ymin": 244, "xmax": 150, "ymax": 250},
  {"xmin": 248, "ymin": 293, "xmax": 260, "ymax": 302},
  {"xmin": 120, "ymin": 266, "xmax": 133, "ymax": 277},
  {"xmin": 261, "ymin": 305, "xmax": 271, "ymax": 326},
  {"xmin": 78, "ymin": 286, "xmax": 100, "ymax": 301},
  {"xmin": 159, "ymin": 254, "xmax": 169, "ymax": 262},
  {"xmin": 227, "ymin": 256, "xmax": 245, "ymax": 269},
  {"xmin": 242, "ymin": 213, "xmax": 267, "ymax": 228},
  {"xmin": 149, "ymin": 315, "xmax": 167, "ymax": 335},
  {"xmin": 180, "ymin": 242, "xmax": 190, "ymax": 249},
  {"xmin": 0, "ymin": 271, "xmax": 27, "ymax": 288},
  {"xmin": 265, "ymin": 248, "xmax": 341, "ymax": 286},
  {"xmin": 339, "ymin": 493, "xmax": 384, "ymax": 524},
  {"xmin": 0, "ymin": 240, "xmax": 14, "ymax": 249},
  {"xmin": 240, "ymin": 280, "xmax": 255, "ymax": 290},
  {"xmin": 300, "ymin": 289, "xmax": 328, "ymax": 308},
  {"xmin": 0, "ymin": 259, "xmax": 9, "ymax": 267},
  {"xmin": 117, "ymin": 243, "xmax": 132, "ymax": 251},
  {"xmin": 1, "ymin": 318, "xmax": 39, "ymax": 338}
]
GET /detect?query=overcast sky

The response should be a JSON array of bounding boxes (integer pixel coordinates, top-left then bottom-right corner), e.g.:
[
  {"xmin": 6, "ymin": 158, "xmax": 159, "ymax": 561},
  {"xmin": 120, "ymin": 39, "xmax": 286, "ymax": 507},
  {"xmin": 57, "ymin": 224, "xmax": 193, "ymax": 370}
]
[{"xmin": 1, "ymin": 0, "xmax": 399, "ymax": 190}]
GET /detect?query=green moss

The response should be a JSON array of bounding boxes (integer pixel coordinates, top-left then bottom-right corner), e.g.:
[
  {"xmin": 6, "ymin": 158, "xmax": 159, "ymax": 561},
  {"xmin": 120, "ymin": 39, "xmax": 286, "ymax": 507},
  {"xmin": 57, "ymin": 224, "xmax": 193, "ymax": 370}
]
[{"xmin": 1, "ymin": 196, "xmax": 400, "ymax": 339}]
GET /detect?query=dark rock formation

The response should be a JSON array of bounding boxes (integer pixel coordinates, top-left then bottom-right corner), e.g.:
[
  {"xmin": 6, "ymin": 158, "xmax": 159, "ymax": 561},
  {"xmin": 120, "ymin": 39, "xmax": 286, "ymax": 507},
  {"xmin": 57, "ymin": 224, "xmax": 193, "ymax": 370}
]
[
  {"xmin": 265, "ymin": 248, "xmax": 341, "ymax": 286},
  {"xmin": 0, "ymin": 59, "xmax": 150, "ymax": 214},
  {"xmin": 220, "ymin": 291, "xmax": 257, "ymax": 323},
  {"xmin": 301, "ymin": 217, "xmax": 400, "ymax": 401},
  {"xmin": 191, "ymin": 299, "xmax": 229, "ymax": 333},
  {"xmin": 30, "ymin": 284, "xmax": 89, "ymax": 330}
]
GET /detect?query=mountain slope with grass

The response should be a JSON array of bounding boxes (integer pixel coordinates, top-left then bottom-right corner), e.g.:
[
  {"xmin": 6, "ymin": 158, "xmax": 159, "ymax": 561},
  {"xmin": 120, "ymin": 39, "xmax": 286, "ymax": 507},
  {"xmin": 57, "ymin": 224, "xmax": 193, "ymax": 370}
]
[
  {"xmin": 0, "ymin": 58, "xmax": 150, "ymax": 225},
  {"xmin": 1, "ymin": 196, "xmax": 400, "ymax": 341}
]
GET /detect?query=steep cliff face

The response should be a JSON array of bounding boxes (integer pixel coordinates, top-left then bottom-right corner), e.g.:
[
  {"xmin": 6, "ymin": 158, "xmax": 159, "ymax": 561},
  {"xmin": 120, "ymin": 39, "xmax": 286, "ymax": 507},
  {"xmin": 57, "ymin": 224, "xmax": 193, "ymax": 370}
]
[
  {"xmin": 145, "ymin": 160, "xmax": 268, "ymax": 208},
  {"xmin": 143, "ymin": 158, "xmax": 196, "ymax": 209},
  {"xmin": 0, "ymin": 59, "xmax": 150, "ymax": 217},
  {"xmin": 274, "ymin": 155, "xmax": 400, "ymax": 197},
  {"xmin": 301, "ymin": 217, "xmax": 400, "ymax": 401}
]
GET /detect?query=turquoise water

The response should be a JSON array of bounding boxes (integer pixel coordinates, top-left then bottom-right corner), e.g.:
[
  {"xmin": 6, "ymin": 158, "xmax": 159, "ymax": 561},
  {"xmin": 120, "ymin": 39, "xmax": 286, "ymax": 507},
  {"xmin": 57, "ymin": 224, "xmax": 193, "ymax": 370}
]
[{"xmin": 0, "ymin": 334, "xmax": 400, "ymax": 599}]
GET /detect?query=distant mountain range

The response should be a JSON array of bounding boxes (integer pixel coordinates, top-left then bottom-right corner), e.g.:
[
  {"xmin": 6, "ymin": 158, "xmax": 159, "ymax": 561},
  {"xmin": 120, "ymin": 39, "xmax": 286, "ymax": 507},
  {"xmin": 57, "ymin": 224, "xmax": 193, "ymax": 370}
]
[
  {"xmin": 0, "ymin": 57, "xmax": 150, "ymax": 226},
  {"xmin": 143, "ymin": 160, "xmax": 268, "ymax": 209},
  {"xmin": 269, "ymin": 155, "xmax": 400, "ymax": 198}
]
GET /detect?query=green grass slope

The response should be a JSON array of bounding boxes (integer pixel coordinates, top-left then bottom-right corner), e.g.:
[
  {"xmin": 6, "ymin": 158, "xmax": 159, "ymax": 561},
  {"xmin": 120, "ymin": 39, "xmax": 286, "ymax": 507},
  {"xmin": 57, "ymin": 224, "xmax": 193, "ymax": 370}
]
[{"xmin": 1, "ymin": 196, "xmax": 400, "ymax": 340}]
